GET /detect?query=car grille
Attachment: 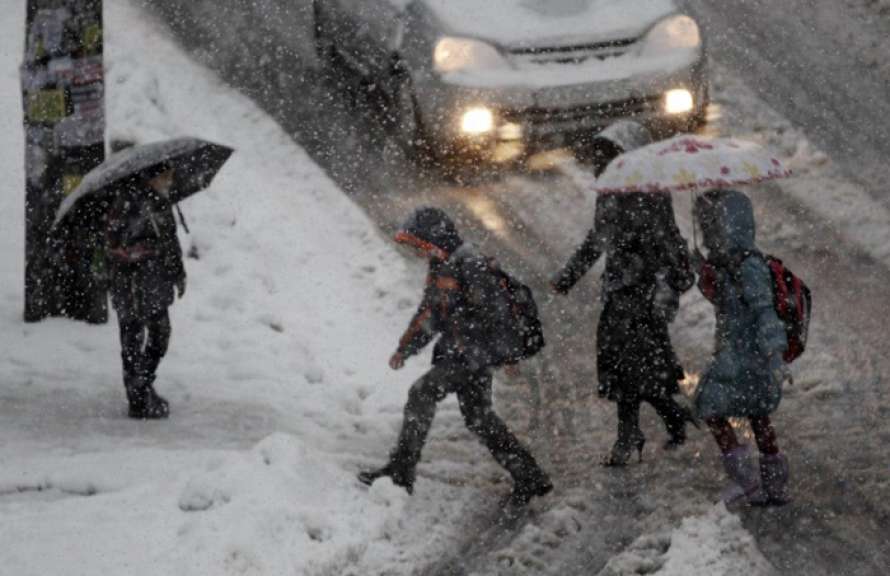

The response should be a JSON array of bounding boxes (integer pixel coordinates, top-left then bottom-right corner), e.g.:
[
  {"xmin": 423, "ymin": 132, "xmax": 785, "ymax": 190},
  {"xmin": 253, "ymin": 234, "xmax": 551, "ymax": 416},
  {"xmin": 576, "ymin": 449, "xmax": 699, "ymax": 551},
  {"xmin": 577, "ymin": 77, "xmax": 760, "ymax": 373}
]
[
  {"xmin": 502, "ymin": 96, "xmax": 661, "ymax": 129},
  {"xmin": 508, "ymin": 38, "xmax": 638, "ymax": 66}
]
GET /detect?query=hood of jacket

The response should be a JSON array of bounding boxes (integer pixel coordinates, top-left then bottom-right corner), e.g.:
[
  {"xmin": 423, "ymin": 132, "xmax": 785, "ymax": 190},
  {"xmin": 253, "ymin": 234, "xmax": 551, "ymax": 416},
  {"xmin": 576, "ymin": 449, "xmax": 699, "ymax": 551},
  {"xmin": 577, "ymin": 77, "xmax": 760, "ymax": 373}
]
[
  {"xmin": 696, "ymin": 189, "xmax": 756, "ymax": 261},
  {"xmin": 395, "ymin": 207, "xmax": 464, "ymax": 259}
]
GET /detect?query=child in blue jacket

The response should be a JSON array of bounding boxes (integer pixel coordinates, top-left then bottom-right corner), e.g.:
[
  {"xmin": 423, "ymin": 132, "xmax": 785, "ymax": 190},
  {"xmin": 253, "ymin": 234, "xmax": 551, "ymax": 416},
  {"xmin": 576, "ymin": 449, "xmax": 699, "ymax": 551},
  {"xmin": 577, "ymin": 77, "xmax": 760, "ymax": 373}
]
[{"xmin": 694, "ymin": 189, "xmax": 791, "ymax": 506}]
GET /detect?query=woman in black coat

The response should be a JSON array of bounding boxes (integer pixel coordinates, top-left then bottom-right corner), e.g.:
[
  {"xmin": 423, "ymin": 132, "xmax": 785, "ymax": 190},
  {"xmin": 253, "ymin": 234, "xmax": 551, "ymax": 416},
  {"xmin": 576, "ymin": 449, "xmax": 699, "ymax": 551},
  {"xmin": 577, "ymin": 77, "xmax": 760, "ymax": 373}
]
[{"xmin": 552, "ymin": 122, "xmax": 696, "ymax": 466}]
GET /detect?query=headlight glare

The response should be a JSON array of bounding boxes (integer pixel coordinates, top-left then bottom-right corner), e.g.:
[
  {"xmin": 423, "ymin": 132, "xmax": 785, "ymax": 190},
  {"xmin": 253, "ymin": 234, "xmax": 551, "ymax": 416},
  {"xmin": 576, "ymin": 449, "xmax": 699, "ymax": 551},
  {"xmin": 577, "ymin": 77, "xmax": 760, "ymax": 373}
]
[
  {"xmin": 641, "ymin": 15, "xmax": 701, "ymax": 56},
  {"xmin": 665, "ymin": 89, "xmax": 694, "ymax": 114},
  {"xmin": 461, "ymin": 107, "xmax": 495, "ymax": 135},
  {"xmin": 434, "ymin": 37, "xmax": 505, "ymax": 73}
]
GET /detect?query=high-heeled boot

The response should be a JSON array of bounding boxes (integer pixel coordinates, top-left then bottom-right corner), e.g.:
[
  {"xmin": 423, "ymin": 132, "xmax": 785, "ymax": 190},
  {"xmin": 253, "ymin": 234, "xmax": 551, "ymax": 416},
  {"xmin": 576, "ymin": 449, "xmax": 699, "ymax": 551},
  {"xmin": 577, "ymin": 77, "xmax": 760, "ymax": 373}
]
[{"xmin": 603, "ymin": 402, "xmax": 646, "ymax": 467}]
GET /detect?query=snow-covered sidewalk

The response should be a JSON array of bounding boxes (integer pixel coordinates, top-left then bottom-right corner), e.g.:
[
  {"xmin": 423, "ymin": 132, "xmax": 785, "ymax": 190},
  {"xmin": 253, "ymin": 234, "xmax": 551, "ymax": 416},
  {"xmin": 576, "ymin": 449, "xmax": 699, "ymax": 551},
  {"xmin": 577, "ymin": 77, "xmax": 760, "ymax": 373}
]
[{"xmin": 0, "ymin": 2, "xmax": 470, "ymax": 574}]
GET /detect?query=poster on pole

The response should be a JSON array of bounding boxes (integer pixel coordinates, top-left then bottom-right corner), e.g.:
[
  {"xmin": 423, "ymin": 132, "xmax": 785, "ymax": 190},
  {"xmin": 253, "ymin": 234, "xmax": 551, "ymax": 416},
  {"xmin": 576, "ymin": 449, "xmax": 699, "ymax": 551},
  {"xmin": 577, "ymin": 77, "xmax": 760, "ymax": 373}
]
[{"xmin": 22, "ymin": 0, "xmax": 107, "ymax": 323}]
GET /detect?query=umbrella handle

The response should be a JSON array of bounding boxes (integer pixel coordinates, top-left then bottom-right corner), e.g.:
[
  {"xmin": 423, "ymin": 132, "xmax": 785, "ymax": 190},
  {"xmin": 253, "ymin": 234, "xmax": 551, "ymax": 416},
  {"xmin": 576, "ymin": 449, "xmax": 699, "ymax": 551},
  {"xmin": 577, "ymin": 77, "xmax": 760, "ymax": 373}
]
[
  {"xmin": 690, "ymin": 190, "xmax": 698, "ymax": 251},
  {"xmin": 175, "ymin": 203, "xmax": 190, "ymax": 234}
]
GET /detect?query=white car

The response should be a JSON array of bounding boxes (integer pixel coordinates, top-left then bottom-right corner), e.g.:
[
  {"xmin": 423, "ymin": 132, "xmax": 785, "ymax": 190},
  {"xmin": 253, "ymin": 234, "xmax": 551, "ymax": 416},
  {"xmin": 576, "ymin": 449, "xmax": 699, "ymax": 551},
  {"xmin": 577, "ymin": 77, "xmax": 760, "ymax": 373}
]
[{"xmin": 314, "ymin": 0, "xmax": 709, "ymax": 161}]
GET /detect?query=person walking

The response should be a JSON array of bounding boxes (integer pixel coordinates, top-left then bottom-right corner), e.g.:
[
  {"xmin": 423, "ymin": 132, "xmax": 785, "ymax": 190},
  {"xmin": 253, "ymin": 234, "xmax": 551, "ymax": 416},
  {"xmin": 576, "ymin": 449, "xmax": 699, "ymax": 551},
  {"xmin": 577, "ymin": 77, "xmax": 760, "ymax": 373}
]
[
  {"xmin": 693, "ymin": 188, "xmax": 791, "ymax": 506},
  {"xmin": 358, "ymin": 207, "xmax": 552, "ymax": 506},
  {"xmin": 551, "ymin": 121, "xmax": 697, "ymax": 466},
  {"xmin": 106, "ymin": 165, "xmax": 186, "ymax": 419}
]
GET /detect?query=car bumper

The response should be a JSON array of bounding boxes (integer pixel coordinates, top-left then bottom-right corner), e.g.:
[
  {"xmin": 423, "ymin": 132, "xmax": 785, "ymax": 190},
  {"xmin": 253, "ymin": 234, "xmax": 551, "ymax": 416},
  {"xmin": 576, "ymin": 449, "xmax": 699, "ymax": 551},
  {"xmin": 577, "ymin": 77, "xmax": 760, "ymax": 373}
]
[{"xmin": 412, "ymin": 51, "xmax": 708, "ymax": 157}]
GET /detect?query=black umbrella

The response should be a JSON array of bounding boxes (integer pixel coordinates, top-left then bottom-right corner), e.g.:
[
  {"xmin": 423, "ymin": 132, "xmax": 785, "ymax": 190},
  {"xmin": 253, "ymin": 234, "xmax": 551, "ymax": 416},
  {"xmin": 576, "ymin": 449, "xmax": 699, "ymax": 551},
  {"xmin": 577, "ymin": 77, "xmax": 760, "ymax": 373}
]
[{"xmin": 53, "ymin": 137, "xmax": 233, "ymax": 227}]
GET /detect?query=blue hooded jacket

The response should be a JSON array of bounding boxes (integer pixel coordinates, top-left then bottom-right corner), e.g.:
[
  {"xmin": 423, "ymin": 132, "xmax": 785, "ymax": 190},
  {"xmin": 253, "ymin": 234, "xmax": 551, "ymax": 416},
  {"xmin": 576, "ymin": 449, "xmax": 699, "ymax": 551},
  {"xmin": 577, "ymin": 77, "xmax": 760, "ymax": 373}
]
[{"xmin": 694, "ymin": 189, "xmax": 788, "ymax": 419}]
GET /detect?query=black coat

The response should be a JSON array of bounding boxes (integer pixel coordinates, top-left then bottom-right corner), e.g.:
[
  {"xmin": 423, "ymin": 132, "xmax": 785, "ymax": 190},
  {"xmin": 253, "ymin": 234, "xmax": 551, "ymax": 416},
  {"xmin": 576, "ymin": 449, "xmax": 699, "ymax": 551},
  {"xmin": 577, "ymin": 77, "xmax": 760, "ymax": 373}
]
[
  {"xmin": 398, "ymin": 245, "xmax": 517, "ymax": 370},
  {"xmin": 553, "ymin": 192, "xmax": 693, "ymax": 402},
  {"xmin": 106, "ymin": 183, "xmax": 185, "ymax": 322}
]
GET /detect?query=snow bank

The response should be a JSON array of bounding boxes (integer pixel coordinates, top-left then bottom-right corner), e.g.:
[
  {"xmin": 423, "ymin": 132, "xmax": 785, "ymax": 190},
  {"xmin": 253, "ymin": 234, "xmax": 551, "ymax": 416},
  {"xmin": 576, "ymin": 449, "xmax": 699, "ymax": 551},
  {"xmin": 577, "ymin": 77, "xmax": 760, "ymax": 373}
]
[{"xmin": 599, "ymin": 504, "xmax": 774, "ymax": 576}]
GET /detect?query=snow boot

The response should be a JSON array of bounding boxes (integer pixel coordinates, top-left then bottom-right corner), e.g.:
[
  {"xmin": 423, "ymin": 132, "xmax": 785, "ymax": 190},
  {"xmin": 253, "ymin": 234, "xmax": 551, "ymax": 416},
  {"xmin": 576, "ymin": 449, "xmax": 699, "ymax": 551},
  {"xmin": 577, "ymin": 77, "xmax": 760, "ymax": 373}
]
[
  {"xmin": 662, "ymin": 403, "xmax": 700, "ymax": 450},
  {"xmin": 506, "ymin": 470, "xmax": 553, "ymax": 507},
  {"xmin": 127, "ymin": 383, "xmax": 170, "ymax": 420},
  {"xmin": 758, "ymin": 453, "xmax": 791, "ymax": 506},
  {"xmin": 357, "ymin": 464, "xmax": 415, "ymax": 495},
  {"xmin": 720, "ymin": 445, "xmax": 767, "ymax": 505},
  {"xmin": 603, "ymin": 407, "xmax": 646, "ymax": 467}
]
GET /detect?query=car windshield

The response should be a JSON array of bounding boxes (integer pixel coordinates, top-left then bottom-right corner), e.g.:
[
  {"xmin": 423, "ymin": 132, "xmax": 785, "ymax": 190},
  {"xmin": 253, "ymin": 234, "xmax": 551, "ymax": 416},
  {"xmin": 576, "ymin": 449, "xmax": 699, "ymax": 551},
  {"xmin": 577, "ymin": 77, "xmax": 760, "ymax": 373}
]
[{"xmin": 421, "ymin": 0, "xmax": 674, "ymax": 46}]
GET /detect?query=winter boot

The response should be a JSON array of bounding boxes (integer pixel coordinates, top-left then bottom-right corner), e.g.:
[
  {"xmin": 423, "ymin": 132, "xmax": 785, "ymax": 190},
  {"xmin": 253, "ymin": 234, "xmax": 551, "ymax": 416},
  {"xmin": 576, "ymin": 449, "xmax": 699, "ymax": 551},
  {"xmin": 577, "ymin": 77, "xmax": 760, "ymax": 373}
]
[
  {"xmin": 720, "ymin": 445, "xmax": 767, "ymax": 505},
  {"xmin": 664, "ymin": 404, "xmax": 700, "ymax": 450},
  {"xmin": 357, "ymin": 464, "xmax": 415, "ymax": 495},
  {"xmin": 603, "ymin": 405, "xmax": 646, "ymax": 467},
  {"xmin": 127, "ymin": 382, "xmax": 170, "ymax": 420},
  {"xmin": 758, "ymin": 453, "xmax": 791, "ymax": 506},
  {"xmin": 649, "ymin": 394, "xmax": 699, "ymax": 450},
  {"xmin": 506, "ymin": 470, "xmax": 553, "ymax": 507}
]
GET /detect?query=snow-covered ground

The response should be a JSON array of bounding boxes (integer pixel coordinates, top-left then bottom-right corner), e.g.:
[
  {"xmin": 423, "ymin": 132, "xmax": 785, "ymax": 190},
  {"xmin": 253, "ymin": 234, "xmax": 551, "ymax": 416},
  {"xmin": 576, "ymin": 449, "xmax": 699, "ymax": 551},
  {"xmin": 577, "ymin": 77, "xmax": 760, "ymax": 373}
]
[
  {"xmin": 0, "ymin": 2, "xmax": 478, "ymax": 574},
  {"xmin": 8, "ymin": 0, "xmax": 877, "ymax": 574}
]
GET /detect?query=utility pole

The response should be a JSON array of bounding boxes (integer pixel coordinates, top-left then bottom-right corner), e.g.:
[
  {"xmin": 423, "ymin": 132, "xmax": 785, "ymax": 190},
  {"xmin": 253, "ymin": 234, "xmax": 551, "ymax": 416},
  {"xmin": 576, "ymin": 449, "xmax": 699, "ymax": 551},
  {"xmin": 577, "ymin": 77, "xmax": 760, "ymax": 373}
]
[{"xmin": 21, "ymin": 0, "xmax": 107, "ymax": 323}]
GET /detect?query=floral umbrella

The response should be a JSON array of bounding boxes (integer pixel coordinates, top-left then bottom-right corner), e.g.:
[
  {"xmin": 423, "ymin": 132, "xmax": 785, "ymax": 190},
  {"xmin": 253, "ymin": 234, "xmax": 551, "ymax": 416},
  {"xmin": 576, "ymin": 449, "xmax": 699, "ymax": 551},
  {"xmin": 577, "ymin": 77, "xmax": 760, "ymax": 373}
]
[
  {"xmin": 592, "ymin": 135, "xmax": 792, "ymax": 195},
  {"xmin": 592, "ymin": 134, "xmax": 792, "ymax": 248}
]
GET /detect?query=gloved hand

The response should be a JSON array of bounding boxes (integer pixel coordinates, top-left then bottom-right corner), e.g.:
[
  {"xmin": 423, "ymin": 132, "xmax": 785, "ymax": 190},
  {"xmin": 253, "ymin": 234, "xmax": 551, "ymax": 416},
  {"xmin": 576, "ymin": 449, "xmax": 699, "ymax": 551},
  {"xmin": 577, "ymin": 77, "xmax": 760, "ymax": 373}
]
[
  {"xmin": 653, "ymin": 278, "xmax": 680, "ymax": 323},
  {"xmin": 550, "ymin": 276, "xmax": 570, "ymax": 296},
  {"xmin": 176, "ymin": 275, "xmax": 187, "ymax": 298},
  {"xmin": 389, "ymin": 351, "xmax": 405, "ymax": 370},
  {"xmin": 769, "ymin": 353, "xmax": 792, "ymax": 386}
]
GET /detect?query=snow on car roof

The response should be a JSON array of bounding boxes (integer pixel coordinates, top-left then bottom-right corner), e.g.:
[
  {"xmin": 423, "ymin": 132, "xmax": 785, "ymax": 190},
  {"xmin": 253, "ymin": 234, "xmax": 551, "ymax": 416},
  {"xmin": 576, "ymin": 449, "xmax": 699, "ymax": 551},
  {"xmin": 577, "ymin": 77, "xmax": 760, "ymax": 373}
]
[{"xmin": 419, "ymin": 0, "xmax": 678, "ymax": 47}]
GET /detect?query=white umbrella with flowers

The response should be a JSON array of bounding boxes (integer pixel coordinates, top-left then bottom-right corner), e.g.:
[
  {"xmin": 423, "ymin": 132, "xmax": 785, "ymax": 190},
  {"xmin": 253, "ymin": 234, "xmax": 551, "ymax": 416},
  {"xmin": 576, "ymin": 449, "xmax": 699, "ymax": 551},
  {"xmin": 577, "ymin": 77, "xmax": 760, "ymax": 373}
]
[
  {"xmin": 593, "ymin": 135, "xmax": 792, "ymax": 194},
  {"xmin": 592, "ymin": 134, "xmax": 793, "ymax": 245}
]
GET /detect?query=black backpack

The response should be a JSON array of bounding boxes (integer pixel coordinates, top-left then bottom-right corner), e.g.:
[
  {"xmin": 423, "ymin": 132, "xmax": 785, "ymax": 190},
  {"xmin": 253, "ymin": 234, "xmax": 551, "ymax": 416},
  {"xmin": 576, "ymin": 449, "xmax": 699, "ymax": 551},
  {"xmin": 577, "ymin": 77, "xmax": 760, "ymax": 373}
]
[{"xmin": 488, "ymin": 264, "xmax": 546, "ymax": 365}]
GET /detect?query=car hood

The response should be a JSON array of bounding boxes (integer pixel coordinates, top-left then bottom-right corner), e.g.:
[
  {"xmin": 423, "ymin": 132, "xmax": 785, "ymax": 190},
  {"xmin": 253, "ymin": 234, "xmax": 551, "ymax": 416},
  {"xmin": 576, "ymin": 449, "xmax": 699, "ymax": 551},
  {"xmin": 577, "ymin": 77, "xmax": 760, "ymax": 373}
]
[{"xmin": 418, "ymin": 0, "xmax": 678, "ymax": 48}]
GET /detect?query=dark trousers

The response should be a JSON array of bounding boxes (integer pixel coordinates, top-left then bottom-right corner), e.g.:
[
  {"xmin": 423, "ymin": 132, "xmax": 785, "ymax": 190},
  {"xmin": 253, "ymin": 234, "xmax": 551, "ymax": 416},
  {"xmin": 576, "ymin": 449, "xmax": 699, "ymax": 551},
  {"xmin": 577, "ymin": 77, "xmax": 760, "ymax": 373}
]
[
  {"xmin": 616, "ymin": 394, "xmax": 689, "ymax": 444},
  {"xmin": 389, "ymin": 361, "xmax": 545, "ymax": 483},
  {"xmin": 118, "ymin": 308, "xmax": 171, "ymax": 394}
]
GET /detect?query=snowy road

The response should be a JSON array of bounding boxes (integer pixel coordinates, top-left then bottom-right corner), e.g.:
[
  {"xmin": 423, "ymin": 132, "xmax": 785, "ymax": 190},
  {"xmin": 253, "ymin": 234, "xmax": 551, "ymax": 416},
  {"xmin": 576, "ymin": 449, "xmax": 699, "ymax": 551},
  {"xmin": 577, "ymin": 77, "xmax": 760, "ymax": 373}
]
[
  {"xmin": 140, "ymin": 2, "xmax": 890, "ymax": 574},
  {"xmin": 683, "ymin": 0, "xmax": 890, "ymax": 204}
]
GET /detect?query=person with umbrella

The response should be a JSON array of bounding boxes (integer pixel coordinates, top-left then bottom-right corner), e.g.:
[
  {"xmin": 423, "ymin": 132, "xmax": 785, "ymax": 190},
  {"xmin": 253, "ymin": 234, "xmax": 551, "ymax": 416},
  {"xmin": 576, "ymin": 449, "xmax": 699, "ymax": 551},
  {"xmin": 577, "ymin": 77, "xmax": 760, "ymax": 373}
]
[
  {"xmin": 105, "ymin": 161, "xmax": 184, "ymax": 418},
  {"xmin": 591, "ymin": 134, "xmax": 796, "ymax": 503},
  {"xmin": 551, "ymin": 121, "xmax": 697, "ymax": 466},
  {"xmin": 55, "ymin": 137, "xmax": 232, "ymax": 419}
]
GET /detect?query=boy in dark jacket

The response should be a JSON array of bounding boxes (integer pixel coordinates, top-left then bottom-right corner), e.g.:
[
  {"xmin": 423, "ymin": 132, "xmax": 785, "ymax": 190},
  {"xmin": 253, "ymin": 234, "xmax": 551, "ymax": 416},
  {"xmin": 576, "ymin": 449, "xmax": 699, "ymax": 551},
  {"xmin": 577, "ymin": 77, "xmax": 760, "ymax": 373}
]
[
  {"xmin": 359, "ymin": 207, "xmax": 552, "ymax": 506},
  {"xmin": 106, "ymin": 166, "xmax": 186, "ymax": 419}
]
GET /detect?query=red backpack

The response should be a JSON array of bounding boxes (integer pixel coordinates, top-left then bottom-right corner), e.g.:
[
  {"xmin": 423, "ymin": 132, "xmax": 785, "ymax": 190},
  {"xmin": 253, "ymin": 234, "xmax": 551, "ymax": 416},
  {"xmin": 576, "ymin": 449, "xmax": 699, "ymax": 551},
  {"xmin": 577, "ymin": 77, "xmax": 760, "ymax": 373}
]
[
  {"xmin": 698, "ymin": 254, "xmax": 811, "ymax": 363},
  {"xmin": 764, "ymin": 256, "xmax": 811, "ymax": 363}
]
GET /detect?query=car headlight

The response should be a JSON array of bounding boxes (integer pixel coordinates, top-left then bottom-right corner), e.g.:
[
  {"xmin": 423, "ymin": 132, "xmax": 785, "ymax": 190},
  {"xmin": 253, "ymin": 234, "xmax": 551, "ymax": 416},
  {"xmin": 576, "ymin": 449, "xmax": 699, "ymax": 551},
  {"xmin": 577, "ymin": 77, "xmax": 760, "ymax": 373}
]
[
  {"xmin": 433, "ymin": 37, "xmax": 506, "ymax": 73},
  {"xmin": 640, "ymin": 15, "xmax": 701, "ymax": 57},
  {"xmin": 460, "ymin": 107, "xmax": 495, "ymax": 135},
  {"xmin": 664, "ymin": 88, "xmax": 695, "ymax": 114}
]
